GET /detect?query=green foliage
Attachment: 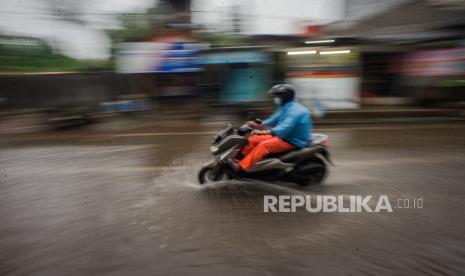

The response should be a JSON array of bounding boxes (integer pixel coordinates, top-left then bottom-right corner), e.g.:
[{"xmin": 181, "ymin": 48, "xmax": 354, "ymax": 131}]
[
  {"xmin": 0, "ymin": 12, "xmax": 153, "ymax": 72},
  {"xmin": 194, "ymin": 32, "xmax": 246, "ymax": 47},
  {"xmin": 110, "ymin": 13, "xmax": 153, "ymax": 44},
  {"xmin": 0, "ymin": 37, "xmax": 110, "ymax": 73}
]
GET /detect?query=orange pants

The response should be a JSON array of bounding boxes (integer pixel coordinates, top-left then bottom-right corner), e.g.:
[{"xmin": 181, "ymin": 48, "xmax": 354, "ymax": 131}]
[{"xmin": 239, "ymin": 135, "xmax": 296, "ymax": 171}]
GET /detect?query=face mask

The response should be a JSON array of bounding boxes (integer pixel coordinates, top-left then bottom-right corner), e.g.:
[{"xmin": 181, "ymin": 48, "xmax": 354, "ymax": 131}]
[{"xmin": 273, "ymin": 97, "xmax": 281, "ymax": 106}]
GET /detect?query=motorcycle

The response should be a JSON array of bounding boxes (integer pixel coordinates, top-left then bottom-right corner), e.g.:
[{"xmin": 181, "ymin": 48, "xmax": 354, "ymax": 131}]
[{"xmin": 198, "ymin": 120, "xmax": 333, "ymax": 186}]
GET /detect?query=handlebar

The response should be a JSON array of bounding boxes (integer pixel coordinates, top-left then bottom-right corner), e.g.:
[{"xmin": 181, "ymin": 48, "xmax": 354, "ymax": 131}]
[{"xmin": 214, "ymin": 120, "xmax": 262, "ymax": 143}]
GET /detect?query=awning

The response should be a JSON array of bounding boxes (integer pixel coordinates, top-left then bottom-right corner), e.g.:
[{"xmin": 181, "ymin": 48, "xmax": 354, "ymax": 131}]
[{"xmin": 324, "ymin": 0, "xmax": 465, "ymax": 42}]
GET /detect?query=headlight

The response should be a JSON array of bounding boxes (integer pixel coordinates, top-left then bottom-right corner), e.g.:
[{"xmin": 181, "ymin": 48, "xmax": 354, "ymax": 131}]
[{"xmin": 210, "ymin": 145, "xmax": 219, "ymax": 153}]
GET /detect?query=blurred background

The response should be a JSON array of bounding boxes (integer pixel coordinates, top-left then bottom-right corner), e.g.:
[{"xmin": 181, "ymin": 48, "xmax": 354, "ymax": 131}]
[
  {"xmin": 1, "ymin": 1, "xmax": 465, "ymax": 275},
  {"xmin": 1, "ymin": 0, "xmax": 465, "ymax": 131}
]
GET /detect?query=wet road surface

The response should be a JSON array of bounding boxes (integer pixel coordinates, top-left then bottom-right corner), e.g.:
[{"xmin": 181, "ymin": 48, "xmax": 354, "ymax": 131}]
[{"xmin": 1, "ymin": 122, "xmax": 465, "ymax": 275}]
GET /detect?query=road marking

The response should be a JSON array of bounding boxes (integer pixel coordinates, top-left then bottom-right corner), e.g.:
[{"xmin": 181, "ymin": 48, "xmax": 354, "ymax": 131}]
[
  {"xmin": 319, "ymin": 124, "xmax": 465, "ymax": 132},
  {"xmin": 102, "ymin": 123, "xmax": 465, "ymax": 138},
  {"xmin": 2, "ymin": 123, "xmax": 464, "ymax": 141},
  {"xmin": 113, "ymin": 132, "xmax": 217, "ymax": 137}
]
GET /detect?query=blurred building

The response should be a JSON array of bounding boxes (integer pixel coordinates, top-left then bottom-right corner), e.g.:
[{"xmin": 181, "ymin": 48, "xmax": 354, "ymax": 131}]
[
  {"xmin": 2, "ymin": 0, "xmax": 465, "ymax": 119},
  {"xmin": 324, "ymin": 0, "xmax": 465, "ymax": 105}
]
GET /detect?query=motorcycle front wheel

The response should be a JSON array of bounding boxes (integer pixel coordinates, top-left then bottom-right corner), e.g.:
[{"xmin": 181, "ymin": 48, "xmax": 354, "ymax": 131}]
[{"xmin": 198, "ymin": 165, "xmax": 229, "ymax": 184}]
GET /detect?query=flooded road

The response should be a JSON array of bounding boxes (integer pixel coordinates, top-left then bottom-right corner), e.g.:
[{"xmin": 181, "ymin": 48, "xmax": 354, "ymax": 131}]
[{"xmin": 1, "ymin": 122, "xmax": 465, "ymax": 275}]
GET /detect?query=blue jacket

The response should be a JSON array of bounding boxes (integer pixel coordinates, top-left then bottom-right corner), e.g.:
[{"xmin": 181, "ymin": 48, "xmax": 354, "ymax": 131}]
[{"xmin": 263, "ymin": 100, "xmax": 312, "ymax": 148}]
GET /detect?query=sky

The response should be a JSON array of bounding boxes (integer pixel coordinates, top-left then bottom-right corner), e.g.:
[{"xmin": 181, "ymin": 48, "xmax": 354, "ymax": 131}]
[
  {"xmin": 192, "ymin": 0, "xmax": 345, "ymax": 35},
  {"xmin": 0, "ymin": 0, "xmax": 156, "ymax": 59},
  {"xmin": 0, "ymin": 0, "xmax": 379, "ymax": 60}
]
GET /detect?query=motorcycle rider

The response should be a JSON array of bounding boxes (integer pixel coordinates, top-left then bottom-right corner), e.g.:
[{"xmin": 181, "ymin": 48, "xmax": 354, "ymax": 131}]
[{"xmin": 230, "ymin": 84, "xmax": 312, "ymax": 172}]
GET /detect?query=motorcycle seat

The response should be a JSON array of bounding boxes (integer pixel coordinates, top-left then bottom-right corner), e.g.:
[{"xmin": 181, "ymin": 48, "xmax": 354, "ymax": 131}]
[
  {"xmin": 278, "ymin": 145, "xmax": 322, "ymax": 162},
  {"xmin": 263, "ymin": 143, "xmax": 316, "ymax": 160},
  {"xmin": 264, "ymin": 148, "xmax": 299, "ymax": 159},
  {"xmin": 262, "ymin": 134, "xmax": 326, "ymax": 161}
]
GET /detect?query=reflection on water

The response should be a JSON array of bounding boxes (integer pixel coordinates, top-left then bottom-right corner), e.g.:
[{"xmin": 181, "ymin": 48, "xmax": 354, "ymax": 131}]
[{"xmin": 1, "ymin": 125, "xmax": 465, "ymax": 275}]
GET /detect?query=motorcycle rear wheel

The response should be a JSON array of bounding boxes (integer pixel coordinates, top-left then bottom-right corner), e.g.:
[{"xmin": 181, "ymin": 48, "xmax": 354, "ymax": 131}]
[{"xmin": 293, "ymin": 158, "xmax": 327, "ymax": 186}]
